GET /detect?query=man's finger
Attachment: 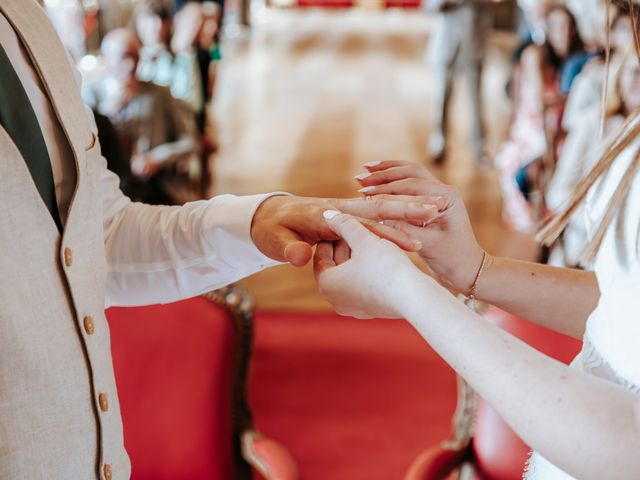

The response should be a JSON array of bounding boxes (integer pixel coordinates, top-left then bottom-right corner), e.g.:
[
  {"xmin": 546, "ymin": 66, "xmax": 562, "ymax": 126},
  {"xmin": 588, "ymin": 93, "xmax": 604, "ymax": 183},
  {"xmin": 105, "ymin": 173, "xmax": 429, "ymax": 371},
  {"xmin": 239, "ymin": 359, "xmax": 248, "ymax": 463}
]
[
  {"xmin": 269, "ymin": 226, "xmax": 313, "ymax": 267},
  {"xmin": 337, "ymin": 198, "xmax": 439, "ymax": 222},
  {"xmin": 323, "ymin": 211, "xmax": 377, "ymax": 248},
  {"xmin": 285, "ymin": 241, "xmax": 313, "ymax": 267},
  {"xmin": 333, "ymin": 239, "xmax": 351, "ymax": 265},
  {"xmin": 313, "ymin": 241, "xmax": 336, "ymax": 278}
]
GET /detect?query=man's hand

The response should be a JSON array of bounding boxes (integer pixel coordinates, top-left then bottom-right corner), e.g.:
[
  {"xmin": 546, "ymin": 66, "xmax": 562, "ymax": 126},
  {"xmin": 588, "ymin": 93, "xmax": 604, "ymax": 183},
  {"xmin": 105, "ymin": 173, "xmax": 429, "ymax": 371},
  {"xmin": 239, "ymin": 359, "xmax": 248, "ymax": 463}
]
[{"xmin": 250, "ymin": 195, "xmax": 439, "ymax": 267}]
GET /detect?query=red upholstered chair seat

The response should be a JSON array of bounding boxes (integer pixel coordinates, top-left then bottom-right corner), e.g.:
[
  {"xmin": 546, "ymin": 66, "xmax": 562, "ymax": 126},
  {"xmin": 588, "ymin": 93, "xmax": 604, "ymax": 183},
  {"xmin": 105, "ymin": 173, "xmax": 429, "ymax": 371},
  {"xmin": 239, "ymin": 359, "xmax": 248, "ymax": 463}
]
[
  {"xmin": 108, "ymin": 298, "xmax": 236, "ymax": 479},
  {"xmin": 107, "ymin": 289, "xmax": 299, "ymax": 480}
]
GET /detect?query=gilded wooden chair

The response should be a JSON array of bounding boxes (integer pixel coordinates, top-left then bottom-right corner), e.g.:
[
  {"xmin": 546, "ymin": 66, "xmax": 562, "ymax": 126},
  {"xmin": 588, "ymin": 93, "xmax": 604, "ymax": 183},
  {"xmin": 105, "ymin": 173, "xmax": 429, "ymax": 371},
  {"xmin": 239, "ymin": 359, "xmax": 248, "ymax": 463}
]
[{"xmin": 107, "ymin": 285, "xmax": 299, "ymax": 480}]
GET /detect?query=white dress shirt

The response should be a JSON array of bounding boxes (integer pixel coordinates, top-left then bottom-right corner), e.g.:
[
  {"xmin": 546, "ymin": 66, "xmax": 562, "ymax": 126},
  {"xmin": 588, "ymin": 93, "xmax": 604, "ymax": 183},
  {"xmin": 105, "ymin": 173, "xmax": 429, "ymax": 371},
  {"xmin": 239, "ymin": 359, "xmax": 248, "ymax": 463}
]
[{"xmin": 1, "ymin": 12, "xmax": 280, "ymax": 307}]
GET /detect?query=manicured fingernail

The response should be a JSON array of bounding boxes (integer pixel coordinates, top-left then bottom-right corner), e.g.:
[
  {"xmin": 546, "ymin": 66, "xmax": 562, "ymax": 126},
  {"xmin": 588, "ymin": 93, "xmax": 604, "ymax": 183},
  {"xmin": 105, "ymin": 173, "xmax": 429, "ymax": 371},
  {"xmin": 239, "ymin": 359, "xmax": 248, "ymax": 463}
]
[
  {"xmin": 422, "ymin": 204, "xmax": 437, "ymax": 211},
  {"xmin": 412, "ymin": 239, "xmax": 423, "ymax": 250},
  {"xmin": 363, "ymin": 161, "xmax": 381, "ymax": 168},
  {"xmin": 358, "ymin": 186, "xmax": 375, "ymax": 193},
  {"xmin": 354, "ymin": 173, "xmax": 371, "ymax": 181},
  {"xmin": 323, "ymin": 210, "xmax": 341, "ymax": 220}
]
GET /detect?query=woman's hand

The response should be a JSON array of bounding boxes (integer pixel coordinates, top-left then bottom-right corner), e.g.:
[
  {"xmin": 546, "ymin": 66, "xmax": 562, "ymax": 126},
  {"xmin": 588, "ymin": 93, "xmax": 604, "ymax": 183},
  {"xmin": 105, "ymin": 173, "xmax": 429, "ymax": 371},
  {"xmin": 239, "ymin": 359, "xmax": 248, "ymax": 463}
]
[
  {"xmin": 355, "ymin": 160, "xmax": 485, "ymax": 294},
  {"xmin": 313, "ymin": 211, "xmax": 426, "ymax": 319}
]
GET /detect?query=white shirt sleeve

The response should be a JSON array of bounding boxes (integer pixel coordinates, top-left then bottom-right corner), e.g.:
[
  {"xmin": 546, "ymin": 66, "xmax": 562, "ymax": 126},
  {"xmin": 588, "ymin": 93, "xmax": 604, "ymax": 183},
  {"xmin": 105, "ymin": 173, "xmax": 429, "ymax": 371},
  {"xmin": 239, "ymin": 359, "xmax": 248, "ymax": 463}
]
[
  {"xmin": 70, "ymin": 47, "xmax": 281, "ymax": 308},
  {"xmin": 97, "ymin": 146, "xmax": 283, "ymax": 308}
]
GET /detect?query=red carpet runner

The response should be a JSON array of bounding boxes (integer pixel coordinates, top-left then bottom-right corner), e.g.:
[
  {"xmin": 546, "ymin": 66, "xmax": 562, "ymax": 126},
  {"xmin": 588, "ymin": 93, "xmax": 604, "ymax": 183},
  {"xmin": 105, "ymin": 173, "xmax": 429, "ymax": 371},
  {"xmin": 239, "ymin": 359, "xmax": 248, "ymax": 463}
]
[{"xmin": 250, "ymin": 312, "xmax": 457, "ymax": 480}]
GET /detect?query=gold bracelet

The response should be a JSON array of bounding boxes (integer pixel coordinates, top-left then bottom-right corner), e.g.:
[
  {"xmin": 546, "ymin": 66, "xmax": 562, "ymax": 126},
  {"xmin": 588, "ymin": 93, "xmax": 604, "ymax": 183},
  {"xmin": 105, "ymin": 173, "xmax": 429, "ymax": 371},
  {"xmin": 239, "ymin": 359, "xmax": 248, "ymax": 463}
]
[{"xmin": 466, "ymin": 250, "xmax": 488, "ymax": 302}]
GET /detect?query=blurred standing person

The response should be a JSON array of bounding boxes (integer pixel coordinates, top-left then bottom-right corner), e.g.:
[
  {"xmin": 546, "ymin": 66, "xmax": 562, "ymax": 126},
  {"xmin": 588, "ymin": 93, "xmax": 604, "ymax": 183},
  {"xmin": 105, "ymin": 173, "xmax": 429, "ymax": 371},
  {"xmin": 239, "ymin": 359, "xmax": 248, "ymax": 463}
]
[
  {"xmin": 95, "ymin": 28, "xmax": 200, "ymax": 204},
  {"xmin": 196, "ymin": 2, "xmax": 222, "ymax": 148},
  {"xmin": 197, "ymin": 2, "xmax": 222, "ymax": 99},
  {"xmin": 170, "ymin": 1, "xmax": 222, "ymax": 136},
  {"xmin": 135, "ymin": 0, "xmax": 174, "ymax": 87},
  {"xmin": 423, "ymin": 0, "xmax": 493, "ymax": 167}
]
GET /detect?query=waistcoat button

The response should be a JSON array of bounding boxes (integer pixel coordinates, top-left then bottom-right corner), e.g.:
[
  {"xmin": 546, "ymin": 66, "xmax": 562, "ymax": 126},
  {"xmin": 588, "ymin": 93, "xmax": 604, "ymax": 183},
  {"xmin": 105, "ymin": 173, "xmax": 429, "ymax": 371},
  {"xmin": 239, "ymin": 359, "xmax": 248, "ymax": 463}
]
[
  {"xmin": 83, "ymin": 316, "xmax": 95, "ymax": 335},
  {"xmin": 63, "ymin": 247, "xmax": 73, "ymax": 267},
  {"xmin": 103, "ymin": 464, "xmax": 112, "ymax": 480},
  {"xmin": 99, "ymin": 393, "xmax": 109, "ymax": 412}
]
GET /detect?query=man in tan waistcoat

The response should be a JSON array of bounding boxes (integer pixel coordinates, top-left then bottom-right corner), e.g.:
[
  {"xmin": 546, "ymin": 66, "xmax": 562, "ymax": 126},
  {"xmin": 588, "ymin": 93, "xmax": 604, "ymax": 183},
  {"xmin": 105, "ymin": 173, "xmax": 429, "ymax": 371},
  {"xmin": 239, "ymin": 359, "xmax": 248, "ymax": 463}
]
[{"xmin": 0, "ymin": 1, "xmax": 435, "ymax": 478}]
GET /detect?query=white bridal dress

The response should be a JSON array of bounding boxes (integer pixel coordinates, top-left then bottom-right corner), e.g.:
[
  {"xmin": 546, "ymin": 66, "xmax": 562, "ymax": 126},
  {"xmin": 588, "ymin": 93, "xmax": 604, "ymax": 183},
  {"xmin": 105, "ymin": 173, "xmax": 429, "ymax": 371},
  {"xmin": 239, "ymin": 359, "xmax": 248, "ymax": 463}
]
[{"xmin": 525, "ymin": 136, "xmax": 640, "ymax": 479}]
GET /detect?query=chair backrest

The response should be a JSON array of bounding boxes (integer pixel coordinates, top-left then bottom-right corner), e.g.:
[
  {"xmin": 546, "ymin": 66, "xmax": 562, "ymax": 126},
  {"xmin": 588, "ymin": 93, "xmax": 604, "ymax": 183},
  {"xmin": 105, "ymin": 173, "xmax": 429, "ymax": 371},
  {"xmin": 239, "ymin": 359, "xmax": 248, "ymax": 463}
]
[
  {"xmin": 107, "ymin": 293, "xmax": 250, "ymax": 480},
  {"xmin": 471, "ymin": 307, "xmax": 581, "ymax": 480}
]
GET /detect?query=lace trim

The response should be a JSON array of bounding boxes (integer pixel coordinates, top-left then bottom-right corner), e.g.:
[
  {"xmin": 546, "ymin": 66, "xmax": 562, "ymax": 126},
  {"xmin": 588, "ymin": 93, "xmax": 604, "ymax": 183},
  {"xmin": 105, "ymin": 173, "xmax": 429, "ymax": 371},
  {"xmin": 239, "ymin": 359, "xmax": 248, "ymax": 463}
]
[{"xmin": 523, "ymin": 449, "xmax": 535, "ymax": 479}]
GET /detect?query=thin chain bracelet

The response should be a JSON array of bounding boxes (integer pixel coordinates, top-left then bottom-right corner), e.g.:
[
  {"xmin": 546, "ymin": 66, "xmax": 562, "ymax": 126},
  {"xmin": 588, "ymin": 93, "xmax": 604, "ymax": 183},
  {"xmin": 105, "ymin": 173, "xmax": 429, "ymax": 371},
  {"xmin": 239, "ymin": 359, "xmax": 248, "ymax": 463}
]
[{"xmin": 464, "ymin": 250, "xmax": 488, "ymax": 306}]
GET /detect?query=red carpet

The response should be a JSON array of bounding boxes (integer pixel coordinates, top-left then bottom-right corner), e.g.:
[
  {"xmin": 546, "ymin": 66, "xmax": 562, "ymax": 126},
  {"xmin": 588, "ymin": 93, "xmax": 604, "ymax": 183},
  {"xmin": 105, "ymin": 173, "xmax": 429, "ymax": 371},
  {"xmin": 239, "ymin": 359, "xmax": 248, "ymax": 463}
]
[{"xmin": 249, "ymin": 312, "xmax": 457, "ymax": 480}]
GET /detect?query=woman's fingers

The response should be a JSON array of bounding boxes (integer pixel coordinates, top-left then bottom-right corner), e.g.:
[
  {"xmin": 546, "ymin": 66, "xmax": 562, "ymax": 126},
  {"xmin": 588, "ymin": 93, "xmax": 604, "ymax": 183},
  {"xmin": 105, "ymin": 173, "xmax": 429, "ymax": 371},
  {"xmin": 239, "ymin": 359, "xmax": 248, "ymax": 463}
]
[
  {"xmin": 313, "ymin": 241, "xmax": 336, "ymax": 278},
  {"xmin": 361, "ymin": 160, "xmax": 437, "ymax": 177},
  {"xmin": 359, "ymin": 178, "xmax": 453, "ymax": 198},
  {"xmin": 361, "ymin": 194, "xmax": 448, "ymax": 212},
  {"xmin": 323, "ymin": 211, "xmax": 421, "ymax": 253},
  {"xmin": 337, "ymin": 198, "xmax": 439, "ymax": 222},
  {"xmin": 323, "ymin": 211, "xmax": 378, "ymax": 249},
  {"xmin": 360, "ymin": 218, "xmax": 422, "ymax": 251},
  {"xmin": 356, "ymin": 164, "xmax": 435, "ymax": 187},
  {"xmin": 381, "ymin": 219, "xmax": 426, "ymax": 239}
]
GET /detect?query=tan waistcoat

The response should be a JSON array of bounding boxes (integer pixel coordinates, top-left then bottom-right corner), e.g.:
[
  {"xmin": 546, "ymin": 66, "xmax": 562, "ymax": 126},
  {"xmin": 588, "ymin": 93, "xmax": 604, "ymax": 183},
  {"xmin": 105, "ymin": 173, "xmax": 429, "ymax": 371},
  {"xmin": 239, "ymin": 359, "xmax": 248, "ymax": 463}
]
[{"xmin": 0, "ymin": 1, "xmax": 130, "ymax": 478}]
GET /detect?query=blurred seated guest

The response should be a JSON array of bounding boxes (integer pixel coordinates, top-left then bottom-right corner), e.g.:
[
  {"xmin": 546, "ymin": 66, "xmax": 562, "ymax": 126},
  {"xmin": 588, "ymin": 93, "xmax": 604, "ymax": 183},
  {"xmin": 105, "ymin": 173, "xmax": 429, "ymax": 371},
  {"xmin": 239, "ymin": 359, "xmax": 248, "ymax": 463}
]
[
  {"xmin": 135, "ymin": 0, "xmax": 174, "ymax": 87},
  {"xmin": 170, "ymin": 2, "xmax": 205, "ymax": 121},
  {"xmin": 562, "ymin": 7, "xmax": 631, "ymax": 133},
  {"xmin": 546, "ymin": 51, "xmax": 640, "ymax": 268},
  {"xmin": 92, "ymin": 109, "xmax": 130, "ymax": 186},
  {"xmin": 43, "ymin": 0, "xmax": 87, "ymax": 61},
  {"xmin": 95, "ymin": 28, "xmax": 200, "ymax": 205},
  {"xmin": 516, "ymin": 0, "xmax": 551, "ymax": 46},
  {"xmin": 92, "ymin": 109, "xmax": 174, "ymax": 204},
  {"xmin": 423, "ymin": 0, "xmax": 493, "ymax": 167},
  {"xmin": 496, "ymin": 5, "xmax": 586, "ymax": 233},
  {"xmin": 565, "ymin": 0, "xmax": 600, "ymax": 50}
]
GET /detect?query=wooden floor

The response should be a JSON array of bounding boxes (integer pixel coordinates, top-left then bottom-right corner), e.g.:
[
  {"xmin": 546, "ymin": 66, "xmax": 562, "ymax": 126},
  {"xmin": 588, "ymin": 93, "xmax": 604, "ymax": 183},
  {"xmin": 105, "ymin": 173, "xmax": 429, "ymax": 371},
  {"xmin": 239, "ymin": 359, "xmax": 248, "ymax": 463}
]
[{"xmin": 211, "ymin": 8, "xmax": 536, "ymax": 310}]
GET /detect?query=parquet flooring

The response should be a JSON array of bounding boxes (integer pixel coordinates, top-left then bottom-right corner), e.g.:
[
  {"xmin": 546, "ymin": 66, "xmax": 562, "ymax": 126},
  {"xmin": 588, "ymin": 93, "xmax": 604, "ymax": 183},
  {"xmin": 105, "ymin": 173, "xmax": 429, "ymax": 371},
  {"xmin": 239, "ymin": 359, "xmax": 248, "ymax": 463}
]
[{"xmin": 212, "ymin": 8, "xmax": 536, "ymax": 310}]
